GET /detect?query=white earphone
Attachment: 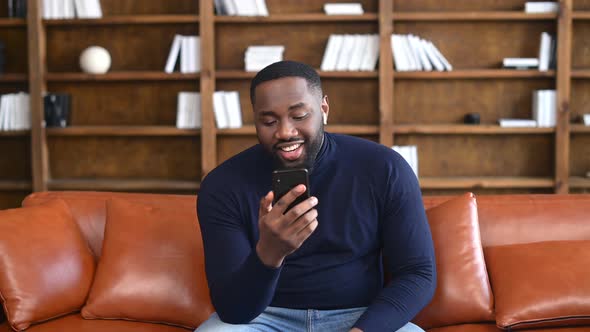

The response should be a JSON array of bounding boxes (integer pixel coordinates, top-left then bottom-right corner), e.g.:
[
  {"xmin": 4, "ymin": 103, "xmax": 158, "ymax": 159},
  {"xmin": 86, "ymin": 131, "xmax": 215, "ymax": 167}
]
[{"xmin": 323, "ymin": 113, "xmax": 328, "ymax": 125}]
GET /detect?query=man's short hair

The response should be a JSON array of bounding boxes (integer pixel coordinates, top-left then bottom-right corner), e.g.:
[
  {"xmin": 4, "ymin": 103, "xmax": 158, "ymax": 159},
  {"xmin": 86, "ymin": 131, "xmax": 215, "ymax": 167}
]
[{"xmin": 250, "ymin": 60, "xmax": 323, "ymax": 105}]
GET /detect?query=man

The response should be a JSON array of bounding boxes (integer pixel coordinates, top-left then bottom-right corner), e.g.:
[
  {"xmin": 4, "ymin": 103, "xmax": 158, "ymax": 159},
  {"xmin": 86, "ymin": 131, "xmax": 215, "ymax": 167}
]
[{"xmin": 196, "ymin": 61, "xmax": 436, "ymax": 332}]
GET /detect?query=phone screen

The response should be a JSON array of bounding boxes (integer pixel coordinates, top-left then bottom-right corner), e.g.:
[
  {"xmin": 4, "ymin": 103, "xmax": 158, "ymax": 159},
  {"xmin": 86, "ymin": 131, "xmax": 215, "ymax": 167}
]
[{"xmin": 272, "ymin": 168, "xmax": 310, "ymax": 212}]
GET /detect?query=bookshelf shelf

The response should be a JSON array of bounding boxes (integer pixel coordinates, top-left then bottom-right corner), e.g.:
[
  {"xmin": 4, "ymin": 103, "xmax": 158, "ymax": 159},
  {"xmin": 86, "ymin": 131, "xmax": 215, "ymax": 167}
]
[
  {"xmin": 572, "ymin": 11, "xmax": 590, "ymax": 20},
  {"xmin": 0, "ymin": 18, "xmax": 26, "ymax": 27},
  {"xmin": 420, "ymin": 176, "xmax": 555, "ymax": 189},
  {"xmin": 394, "ymin": 70, "xmax": 555, "ymax": 79},
  {"xmin": 215, "ymin": 13, "xmax": 378, "ymax": 23},
  {"xmin": 216, "ymin": 70, "xmax": 378, "ymax": 80},
  {"xmin": 46, "ymin": 126, "xmax": 200, "ymax": 137},
  {"xmin": 393, "ymin": 12, "xmax": 557, "ymax": 21},
  {"xmin": 46, "ymin": 72, "xmax": 200, "ymax": 82},
  {"xmin": 571, "ymin": 125, "xmax": 590, "ymax": 133},
  {"xmin": 0, "ymin": 130, "xmax": 30, "ymax": 136},
  {"xmin": 47, "ymin": 179, "xmax": 200, "ymax": 191},
  {"xmin": 571, "ymin": 70, "xmax": 590, "ymax": 79},
  {"xmin": 0, "ymin": 180, "xmax": 32, "ymax": 191},
  {"xmin": 0, "ymin": 74, "xmax": 28, "ymax": 82},
  {"xmin": 570, "ymin": 177, "xmax": 590, "ymax": 189},
  {"xmin": 43, "ymin": 15, "xmax": 200, "ymax": 26},
  {"xmin": 217, "ymin": 125, "xmax": 379, "ymax": 136},
  {"xmin": 393, "ymin": 125, "xmax": 555, "ymax": 135}
]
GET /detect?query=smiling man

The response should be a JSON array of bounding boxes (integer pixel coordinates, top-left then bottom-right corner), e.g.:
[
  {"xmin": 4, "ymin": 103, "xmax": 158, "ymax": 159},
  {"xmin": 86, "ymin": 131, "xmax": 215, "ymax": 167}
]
[{"xmin": 196, "ymin": 61, "xmax": 436, "ymax": 332}]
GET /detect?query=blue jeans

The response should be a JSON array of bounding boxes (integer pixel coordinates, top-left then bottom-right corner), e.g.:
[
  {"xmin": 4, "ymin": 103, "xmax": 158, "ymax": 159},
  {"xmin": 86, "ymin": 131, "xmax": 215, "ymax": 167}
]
[{"xmin": 195, "ymin": 306, "xmax": 425, "ymax": 332}]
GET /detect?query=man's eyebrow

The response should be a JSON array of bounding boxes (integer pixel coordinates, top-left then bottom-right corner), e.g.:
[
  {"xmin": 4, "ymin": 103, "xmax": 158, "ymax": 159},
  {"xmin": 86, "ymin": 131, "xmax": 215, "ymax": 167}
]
[{"xmin": 288, "ymin": 102, "xmax": 306, "ymax": 111}]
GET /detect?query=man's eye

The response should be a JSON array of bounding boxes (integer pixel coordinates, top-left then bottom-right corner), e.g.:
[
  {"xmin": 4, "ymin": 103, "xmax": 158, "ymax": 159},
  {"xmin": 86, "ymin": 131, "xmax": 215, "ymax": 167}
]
[
  {"xmin": 293, "ymin": 114, "xmax": 309, "ymax": 120},
  {"xmin": 263, "ymin": 120, "xmax": 277, "ymax": 126}
]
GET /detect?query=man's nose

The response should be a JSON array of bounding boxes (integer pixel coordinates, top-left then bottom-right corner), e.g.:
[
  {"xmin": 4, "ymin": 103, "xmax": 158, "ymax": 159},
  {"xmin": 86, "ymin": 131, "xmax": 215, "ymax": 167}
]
[{"xmin": 275, "ymin": 120, "xmax": 297, "ymax": 140}]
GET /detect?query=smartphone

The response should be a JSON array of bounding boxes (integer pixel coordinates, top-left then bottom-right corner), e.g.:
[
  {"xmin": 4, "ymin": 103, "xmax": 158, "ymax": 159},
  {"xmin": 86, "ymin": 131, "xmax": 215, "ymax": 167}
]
[{"xmin": 272, "ymin": 168, "xmax": 310, "ymax": 212}]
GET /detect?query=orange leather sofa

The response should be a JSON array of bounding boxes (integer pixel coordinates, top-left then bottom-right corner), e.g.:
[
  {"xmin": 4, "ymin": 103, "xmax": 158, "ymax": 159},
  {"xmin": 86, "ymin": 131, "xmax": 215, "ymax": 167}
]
[{"xmin": 0, "ymin": 191, "xmax": 588, "ymax": 332}]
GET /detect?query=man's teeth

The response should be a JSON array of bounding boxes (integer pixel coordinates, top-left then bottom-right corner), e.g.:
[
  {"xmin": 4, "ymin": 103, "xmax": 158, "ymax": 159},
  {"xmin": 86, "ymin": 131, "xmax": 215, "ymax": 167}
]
[{"xmin": 281, "ymin": 144, "xmax": 301, "ymax": 152}]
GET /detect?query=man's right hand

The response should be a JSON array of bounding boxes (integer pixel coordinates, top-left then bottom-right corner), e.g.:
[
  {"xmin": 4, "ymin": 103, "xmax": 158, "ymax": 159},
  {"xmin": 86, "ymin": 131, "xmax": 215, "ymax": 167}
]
[{"xmin": 256, "ymin": 185, "xmax": 319, "ymax": 268}]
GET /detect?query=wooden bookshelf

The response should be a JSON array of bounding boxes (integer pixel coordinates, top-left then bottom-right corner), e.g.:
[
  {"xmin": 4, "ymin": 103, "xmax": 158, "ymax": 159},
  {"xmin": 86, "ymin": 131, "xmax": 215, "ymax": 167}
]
[{"xmin": 1, "ymin": 0, "xmax": 589, "ymax": 209}]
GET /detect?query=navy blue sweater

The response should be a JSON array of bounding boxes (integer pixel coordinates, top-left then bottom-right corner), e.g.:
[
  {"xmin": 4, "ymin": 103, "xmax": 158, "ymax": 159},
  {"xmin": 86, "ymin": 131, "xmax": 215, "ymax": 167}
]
[{"xmin": 197, "ymin": 133, "xmax": 436, "ymax": 332}]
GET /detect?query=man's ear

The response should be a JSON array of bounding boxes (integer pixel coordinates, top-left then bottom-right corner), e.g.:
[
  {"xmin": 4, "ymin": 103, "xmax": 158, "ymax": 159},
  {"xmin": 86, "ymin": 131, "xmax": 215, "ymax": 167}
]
[{"xmin": 321, "ymin": 95, "xmax": 329, "ymax": 125}]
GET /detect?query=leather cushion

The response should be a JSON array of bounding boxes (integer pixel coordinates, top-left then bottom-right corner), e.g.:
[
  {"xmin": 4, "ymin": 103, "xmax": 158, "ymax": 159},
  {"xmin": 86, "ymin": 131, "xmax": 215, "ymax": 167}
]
[
  {"xmin": 0, "ymin": 199, "xmax": 95, "ymax": 331},
  {"xmin": 485, "ymin": 240, "xmax": 590, "ymax": 330},
  {"xmin": 2, "ymin": 314, "xmax": 188, "ymax": 332},
  {"xmin": 413, "ymin": 193, "xmax": 494, "ymax": 329},
  {"xmin": 81, "ymin": 198, "xmax": 214, "ymax": 329}
]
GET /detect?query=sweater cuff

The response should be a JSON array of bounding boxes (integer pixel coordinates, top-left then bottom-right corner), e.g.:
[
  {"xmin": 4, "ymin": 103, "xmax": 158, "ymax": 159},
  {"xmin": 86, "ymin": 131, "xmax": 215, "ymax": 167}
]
[{"xmin": 353, "ymin": 302, "xmax": 406, "ymax": 332}]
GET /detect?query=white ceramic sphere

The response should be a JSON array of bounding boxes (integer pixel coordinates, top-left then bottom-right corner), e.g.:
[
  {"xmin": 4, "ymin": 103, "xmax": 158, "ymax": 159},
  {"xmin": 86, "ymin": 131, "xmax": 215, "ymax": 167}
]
[{"xmin": 79, "ymin": 46, "xmax": 111, "ymax": 74}]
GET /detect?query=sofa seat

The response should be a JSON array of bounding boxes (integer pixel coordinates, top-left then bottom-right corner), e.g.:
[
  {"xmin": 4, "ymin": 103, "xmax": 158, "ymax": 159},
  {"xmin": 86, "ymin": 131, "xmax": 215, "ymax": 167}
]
[
  {"xmin": 0, "ymin": 314, "xmax": 190, "ymax": 332},
  {"xmin": 428, "ymin": 324, "xmax": 590, "ymax": 332}
]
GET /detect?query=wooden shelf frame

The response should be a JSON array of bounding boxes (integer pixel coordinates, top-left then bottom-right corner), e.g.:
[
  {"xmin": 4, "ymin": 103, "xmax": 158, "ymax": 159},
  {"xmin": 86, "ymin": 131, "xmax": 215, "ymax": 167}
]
[{"xmin": 0, "ymin": 0, "xmax": 583, "ymax": 208}]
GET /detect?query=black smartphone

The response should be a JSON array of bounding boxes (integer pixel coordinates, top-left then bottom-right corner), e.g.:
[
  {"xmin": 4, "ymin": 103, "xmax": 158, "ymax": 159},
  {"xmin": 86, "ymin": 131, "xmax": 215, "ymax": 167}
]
[{"xmin": 272, "ymin": 168, "xmax": 310, "ymax": 212}]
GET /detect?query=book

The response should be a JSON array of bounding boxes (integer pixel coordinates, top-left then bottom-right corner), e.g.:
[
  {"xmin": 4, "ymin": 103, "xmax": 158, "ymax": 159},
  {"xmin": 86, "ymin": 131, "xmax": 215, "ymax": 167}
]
[
  {"xmin": 360, "ymin": 34, "xmax": 379, "ymax": 71},
  {"xmin": 524, "ymin": 1, "xmax": 559, "ymax": 13},
  {"xmin": 245, "ymin": 45, "xmax": 284, "ymax": 72},
  {"xmin": 498, "ymin": 119, "xmax": 538, "ymax": 127},
  {"xmin": 348, "ymin": 34, "xmax": 367, "ymax": 71},
  {"xmin": 164, "ymin": 35, "xmax": 183, "ymax": 73},
  {"xmin": 538, "ymin": 32, "xmax": 552, "ymax": 71},
  {"xmin": 429, "ymin": 41, "xmax": 452, "ymax": 71},
  {"xmin": 503, "ymin": 57, "xmax": 539, "ymax": 69},
  {"xmin": 176, "ymin": 92, "xmax": 201, "ymax": 129},
  {"xmin": 324, "ymin": 3, "xmax": 364, "ymax": 15},
  {"xmin": 392, "ymin": 145, "xmax": 419, "ymax": 177},
  {"xmin": 584, "ymin": 114, "xmax": 590, "ymax": 126},
  {"xmin": 335, "ymin": 34, "xmax": 355, "ymax": 71},
  {"xmin": 213, "ymin": 91, "xmax": 229, "ymax": 128},
  {"xmin": 224, "ymin": 91, "xmax": 242, "ymax": 128},
  {"xmin": 320, "ymin": 34, "xmax": 343, "ymax": 71}
]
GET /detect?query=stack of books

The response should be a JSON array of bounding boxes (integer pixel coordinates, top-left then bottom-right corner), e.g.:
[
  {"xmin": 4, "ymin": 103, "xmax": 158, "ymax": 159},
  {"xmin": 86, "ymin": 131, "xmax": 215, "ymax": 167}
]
[
  {"xmin": 498, "ymin": 119, "xmax": 538, "ymax": 128},
  {"xmin": 213, "ymin": 91, "xmax": 242, "ymax": 129},
  {"xmin": 165, "ymin": 35, "xmax": 201, "ymax": 74},
  {"xmin": 503, "ymin": 32, "xmax": 555, "ymax": 70},
  {"xmin": 323, "ymin": 3, "xmax": 364, "ymax": 15},
  {"xmin": 176, "ymin": 92, "xmax": 201, "ymax": 129},
  {"xmin": 392, "ymin": 145, "xmax": 419, "ymax": 178},
  {"xmin": 42, "ymin": 0, "xmax": 102, "ymax": 19},
  {"xmin": 8, "ymin": 0, "xmax": 27, "ymax": 18},
  {"xmin": 214, "ymin": 0, "xmax": 268, "ymax": 16},
  {"xmin": 0, "ymin": 92, "xmax": 30, "ymax": 131},
  {"xmin": 391, "ymin": 34, "xmax": 452, "ymax": 72},
  {"xmin": 245, "ymin": 46, "xmax": 284, "ymax": 72},
  {"xmin": 320, "ymin": 34, "xmax": 379, "ymax": 71},
  {"xmin": 524, "ymin": 1, "xmax": 559, "ymax": 13},
  {"xmin": 532, "ymin": 89, "xmax": 557, "ymax": 127}
]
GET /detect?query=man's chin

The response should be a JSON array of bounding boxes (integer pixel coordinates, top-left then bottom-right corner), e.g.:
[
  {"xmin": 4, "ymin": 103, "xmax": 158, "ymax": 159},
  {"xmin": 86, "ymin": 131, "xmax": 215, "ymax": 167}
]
[{"xmin": 273, "ymin": 154, "xmax": 309, "ymax": 170}]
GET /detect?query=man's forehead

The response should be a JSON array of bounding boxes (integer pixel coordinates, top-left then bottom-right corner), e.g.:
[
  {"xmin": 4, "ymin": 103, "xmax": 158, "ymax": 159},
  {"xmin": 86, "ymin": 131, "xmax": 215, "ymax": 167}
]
[{"xmin": 255, "ymin": 76, "xmax": 310, "ymax": 97}]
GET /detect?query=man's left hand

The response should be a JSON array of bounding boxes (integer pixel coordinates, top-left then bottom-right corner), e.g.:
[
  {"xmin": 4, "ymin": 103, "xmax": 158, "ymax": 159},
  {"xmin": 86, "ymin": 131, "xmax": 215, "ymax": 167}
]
[{"xmin": 350, "ymin": 328, "xmax": 363, "ymax": 332}]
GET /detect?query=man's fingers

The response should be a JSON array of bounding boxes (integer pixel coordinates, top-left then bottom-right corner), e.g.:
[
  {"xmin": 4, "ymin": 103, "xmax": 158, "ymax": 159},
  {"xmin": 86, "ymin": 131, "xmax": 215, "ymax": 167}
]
[
  {"xmin": 291, "ymin": 208, "xmax": 319, "ymax": 235},
  {"xmin": 259, "ymin": 191, "xmax": 273, "ymax": 218},
  {"xmin": 273, "ymin": 184, "xmax": 307, "ymax": 214}
]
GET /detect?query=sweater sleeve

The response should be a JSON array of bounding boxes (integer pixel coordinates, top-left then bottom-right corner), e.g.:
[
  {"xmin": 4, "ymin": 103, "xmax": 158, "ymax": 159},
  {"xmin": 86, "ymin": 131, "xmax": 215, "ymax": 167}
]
[
  {"xmin": 197, "ymin": 181, "xmax": 282, "ymax": 324},
  {"xmin": 353, "ymin": 154, "xmax": 437, "ymax": 332}
]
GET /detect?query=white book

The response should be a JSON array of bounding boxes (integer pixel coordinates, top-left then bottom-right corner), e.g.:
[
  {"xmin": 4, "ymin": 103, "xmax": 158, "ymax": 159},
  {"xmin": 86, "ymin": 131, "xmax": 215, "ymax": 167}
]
[
  {"xmin": 360, "ymin": 34, "xmax": 379, "ymax": 71},
  {"xmin": 42, "ymin": 0, "xmax": 51, "ymax": 19},
  {"xmin": 65, "ymin": 0, "xmax": 75, "ymax": 19},
  {"xmin": 547, "ymin": 89, "xmax": 556, "ymax": 127},
  {"xmin": 422, "ymin": 39, "xmax": 444, "ymax": 71},
  {"xmin": 254, "ymin": 0, "xmax": 269, "ymax": 16},
  {"xmin": 165, "ymin": 34, "xmax": 183, "ymax": 73},
  {"xmin": 391, "ymin": 34, "xmax": 406, "ymax": 71},
  {"xmin": 321, "ymin": 34, "xmax": 343, "ymax": 71},
  {"xmin": 324, "ymin": 3, "xmax": 364, "ymax": 15},
  {"xmin": 184, "ymin": 36, "xmax": 200, "ymax": 73},
  {"xmin": 214, "ymin": 0, "xmax": 226, "ymax": 15},
  {"xmin": 191, "ymin": 93, "xmax": 201, "ymax": 128},
  {"xmin": 180, "ymin": 36, "xmax": 190, "ymax": 73},
  {"xmin": 525, "ymin": 2, "xmax": 559, "ymax": 13},
  {"xmin": 177, "ymin": 92, "xmax": 201, "ymax": 129},
  {"xmin": 88, "ymin": 0, "xmax": 103, "ymax": 18},
  {"xmin": 429, "ymin": 41, "xmax": 452, "ymax": 71},
  {"xmin": 499, "ymin": 119, "xmax": 538, "ymax": 127},
  {"xmin": 538, "ymin": 32, "xmax": 552, "ymax": 71},
  {"xmin": 503, "ymin": 57, "xmax": 539, "ymax": 68},
  {"xmin": 176, "ymin": 92, "xmax": 189, "ymax": 128},
  {"xmin": 237, "ymin": 0, "xmax": 258, "ymax": 16},
  {"xmin": 224, "ymin": 91, "xmax": 242, "ymax": 128},
  {"xmin": 9, "ymin": 94, "xmax": 16, "ymax": 130},
  {"xmin": 52, "ymin": 0, "xmax": 59, "ymax": 19},
  {"xmin": 583, "ymin": 114, "xmax": 590, "ymax": 126},
  {"xmin": 21, "ymin": 93, "xmax": 30, "ymax": 130},
  {"xmin": 335, "ymin": 34, "xmax": 355, "ymax": 71},
  {"xmin": 193, "ymin": 36, "xmax": 201, "ymax": 72},
  {"xmin": 348, "ymin": 34, "xmax": 367, "ymax": 71},
  {"xmin": 213, "ymin": 91, "xmax": 229, "ymax": 129},
  {"xmin": 73, "ymin": 0, "xmax": 85, "ymax": 18},
  {"xmin": 532, "ymin": 90, "xmax": 541, "ymax": 126},
  {"xmin": 225, "ymin": 0, "xmax": 238, "ymax": 15},
  {"xmin": 0, "ymin": 95, "xmax": 6, "ymax": 130},
  {"xmin": 402, "ymin": 35, "xmax": 420, "ymax": 71},
  {"xmin": 410, "ymin": 35, "xmax": 432, "ymax": 71}
]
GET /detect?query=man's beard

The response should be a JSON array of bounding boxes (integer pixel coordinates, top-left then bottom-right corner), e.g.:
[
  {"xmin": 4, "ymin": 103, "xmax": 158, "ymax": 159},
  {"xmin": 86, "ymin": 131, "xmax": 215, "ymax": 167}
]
[{"xmin": 272, "ymin": 127, "xmax": 324, "ymax": 172}]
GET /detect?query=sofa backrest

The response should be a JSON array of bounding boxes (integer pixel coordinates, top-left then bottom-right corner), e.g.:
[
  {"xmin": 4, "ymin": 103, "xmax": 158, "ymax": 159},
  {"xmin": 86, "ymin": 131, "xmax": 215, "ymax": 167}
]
[
  {"xmin": 22, "ymin": 191, "xmax": 196, "ymax": 258},
  {"xmin": 424, "ymin": 194, "xmax": 590, "ymax": 247}
]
